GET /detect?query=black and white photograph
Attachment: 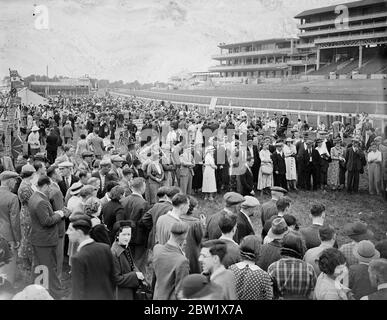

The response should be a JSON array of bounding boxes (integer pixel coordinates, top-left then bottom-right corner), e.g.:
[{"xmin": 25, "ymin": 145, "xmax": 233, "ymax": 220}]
[{"xmin": 1, "ymin": 0, "xmax": 387, "ymax": 303}]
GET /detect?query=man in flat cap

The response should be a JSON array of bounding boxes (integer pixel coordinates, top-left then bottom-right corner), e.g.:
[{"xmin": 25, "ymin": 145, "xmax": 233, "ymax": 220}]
[
  {"xmin": 205, "ymin": 192, "xmax": 245, "ymax": 240},
  {"xmin": 261, "ymin": 186, "xmax": 287, "ymax": 227},
  {"xmin": 234, "ymin": 196, "xmax": 260, "ymax": 244},
  {"xmin": 109, "ymin": 155, "xmax": 124, "ymax": 180},
  {"xmin": 0, "ymin": 171, "xmax": 21, "ymax": 286},
  {"xmin": 153, "ymin": 221, "xmax": 189, "ymax": 300},
  {"xmin": 77, "ymin": 151, "xmax": 94, "ymax": 174}
]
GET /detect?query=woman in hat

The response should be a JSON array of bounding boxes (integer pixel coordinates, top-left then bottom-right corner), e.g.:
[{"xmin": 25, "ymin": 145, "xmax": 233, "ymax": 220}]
[
  {"xmin": 283, "ymin": 138, "xmax": 297, "ymax": 190},
  {"xmin": 229, "ymin": 235, "xmax": 274, "ymax": 300},
  {"xmin": 17, "ymin": 165, "xmax": 37, "ymax": 283},
  {"xmin": 202, "ymin": 146, "xmax": 217, "ymax": 201},
  {"xmin": 27, "ymin": 126, "xmax": 41, "ymax": 157},
  {"xmin": 314, "ymin": 248, "xmax": 352, "ymax": 300},
  {"xmin": 328, "ymin": 137, "xmax": 346, "ymax": 190},
  {"xmin": 367, "ymin": 142, "xmax": 382, "ymax": 195},
  {"xmin": 257, "ymin": 142, "xmax": 273, "ymax": 196},
  {"xmin": 315, "ymin": 138, "xmax": 330, "ymax": 191}
]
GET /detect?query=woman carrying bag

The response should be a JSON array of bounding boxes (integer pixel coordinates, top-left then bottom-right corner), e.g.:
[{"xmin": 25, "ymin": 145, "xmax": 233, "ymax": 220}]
[{"xmin": 111, "ymin": 220, "xmax": 148, "ymax": 300}]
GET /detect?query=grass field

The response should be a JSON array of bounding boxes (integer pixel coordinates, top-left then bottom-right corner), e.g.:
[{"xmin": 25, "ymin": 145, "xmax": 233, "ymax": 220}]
[{"xmin": 193, "ymin": 169, "xmax": 387, "ymax": 246}]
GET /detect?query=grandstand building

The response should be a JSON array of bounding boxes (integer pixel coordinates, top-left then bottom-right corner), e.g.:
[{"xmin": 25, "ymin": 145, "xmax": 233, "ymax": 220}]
[
  {"xmin": 297, "ymin": 0, "xmax": 387, "ymax": 76},
  {"xmin": 30, "ymin": 77, "xmax": 91, "ymax": 96},
  {"xmin": 210, "ymin": 0, "xmax": 387, "ymax": 78}
]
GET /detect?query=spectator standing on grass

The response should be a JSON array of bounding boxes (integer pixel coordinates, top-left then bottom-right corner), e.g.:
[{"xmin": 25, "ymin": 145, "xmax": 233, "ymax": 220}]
[
  {"xmin": 62, "ymin": 120, "xmax": 73, "ymax": 145},
  {"xmin": 345, "ymin": 138, "xmax": 366, "ymax": 193},
  {"xmin": 361, "ymin": 259, "xmax": 387, "ymax": 300},
  {"xmin": 349, "ymin": 240, "xmax": 380, "ymax": 300},
  {"xmin": 299, "ymin": 204, "xmax": 326, "ymax": 250},
  {"xmin": 110, "ymin": 220, "xmax": 144, "ymax": 300},
  {"xmin": 68, "ymin": 215, "xmax": 115, "ymax": 300},
  {"xmin": 260, "ymin": 186, "xmax": 287, "ymax": 228},
  {"xmin": 314, "ymin": 248, "xmax": 352, "ymax": 300},
  {"xmin": 304, "ymin": 225, "xmax": 336, "ymax": 277},
  {"xmin": 339, "ymin": 221, "xmax": 374, "ymax": 267},
  {"xmin": 268, "ymin": 232, "xmax": 315, "ymax": 300},
  {"xmin": 199, "ymin": 240, "xmax": 237, "ymax": 300},
  {"xmin": 153, "ymin": 222, "xmax": 190, "ymax": 300},
  {"xmin": 205, "ymin": 192, "xmax": 245, "ymax": 241},
  {"xmin": 367, "ymin": 142, "xmax": 382, "ymax": 195},
  {"xmin": 229, "ymin": 235, "xmax": 274, "ymax": 300},
  {"xmin": 0, "ymin": 171, "xmax": 21, "ymax": 286}
]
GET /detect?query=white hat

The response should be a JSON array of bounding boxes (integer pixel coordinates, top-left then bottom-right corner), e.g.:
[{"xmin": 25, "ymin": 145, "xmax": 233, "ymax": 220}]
[{"xmin": 31, "ymin": 126, "xmax": 39, "ymax": 131}]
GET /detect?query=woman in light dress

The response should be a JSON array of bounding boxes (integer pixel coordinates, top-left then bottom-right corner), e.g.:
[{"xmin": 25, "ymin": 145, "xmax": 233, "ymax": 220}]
[
  {"xmin": 202, "ymin": 146, "xmax": 217, "ymax": 201},
  {"xmin": 257, "ymin": 142, "xmax": 273, "ymax": 195},
  {"xmin": 283, "ymin": 138, "xmax": 297, "ymax": 190},
  {"xmin": 328, "ymin": 138, "xmax": 345, "ymax": 190}
]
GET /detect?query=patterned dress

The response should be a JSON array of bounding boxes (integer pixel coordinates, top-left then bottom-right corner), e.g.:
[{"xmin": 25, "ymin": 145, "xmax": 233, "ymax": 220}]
[
  {"xmin": 17, "ymin": 180, "xmax": 35, "ymax": 276},
  {"xmin": 229, "ymin": 262, "xmax": 274, "ymax": 300},
  {"xmin": 328, "ymin": 146, "xmax": 344, "ymax": 187}
]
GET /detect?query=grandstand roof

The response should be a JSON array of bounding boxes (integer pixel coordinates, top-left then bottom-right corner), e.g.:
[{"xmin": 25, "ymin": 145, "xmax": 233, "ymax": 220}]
[
  {"xmin": 30, "ymin": 80, "xmax": 90, "ymax": 87},
  {"xmin": 218, "ymin": 38, "xmax": 298, "ymax": 49},
  {"xmin": 294, "ymin": 0, "xmax": 387, "ymax": 18}
]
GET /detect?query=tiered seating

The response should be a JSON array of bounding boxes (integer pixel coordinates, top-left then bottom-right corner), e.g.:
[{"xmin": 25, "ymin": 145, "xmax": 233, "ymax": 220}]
[
  {"xmin": 337, "ymin": 59, "xmax": 359, "ymax": 75},
  {"xmin": 309, "ymin": 61, "xmax": 340, "ymax": 75},
  {"xmin": 359, "ymin": 57, "xmax": 387, "ymax": 74}
]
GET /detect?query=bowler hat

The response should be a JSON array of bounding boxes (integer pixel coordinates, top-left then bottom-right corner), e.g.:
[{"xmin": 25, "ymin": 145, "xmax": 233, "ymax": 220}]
[
  {"xmin": 353, "ymin": 240, "xmax": 380, "ymax": 263},
  {"xmin": 343, "ymin": 222, "xmax": 374, "ymax": 242},
  {"xmin": 267, "ymin": 218, "xmax": 289, "ymax": 240}
]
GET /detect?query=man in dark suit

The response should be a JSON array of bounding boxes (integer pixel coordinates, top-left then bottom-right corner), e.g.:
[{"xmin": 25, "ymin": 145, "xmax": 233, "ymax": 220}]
[
  {"xmin": 234, "ymin": 196, "xmax": 259, "ymax": 244},
  {"xmin": 271, "ymin": 142, "xmax": 287, "ymax": 190},
  {"xmin": 205, "ymin": 192, "xmax": 245, "ymax": 241},
  {"xmin": 67, "ymin": 215, "xmax": 115, "ymax": 300},
  {"xmin": 247, "ymin": 137, "xmax": 260, "ymax": 188},
  {"xmin": 346, "ymin": 139, "xmax": 366, "ymax": 193},
  {"xmin": 299, "ymin": 204, "xmax": 326, "ymax": 250},
  {"xmin": 296, "ymin": 133, "xmax": 308, "ymax": 189},
  {"xmin": 239, "ymin": 156, "xmax": 255, "ymax": 196},
  {"xmin": 29, "ymin": 175, "xmax": 70, "ymax": 299},
  {"xmin": 92, "ymin": 158, "xmax": 112, "ymax": 198},
  {"xmin": 118, "ymin": 177, "xmax": 150, "ymax": 273},
  {"xmin": 57, "ymin": 161, "xmax": 79, "ymax": 198},
  {"xmin": 277, "ymin": 113, "xmax": 289, "ymax": 138},
  {"xmin": 302, "ymin": 140, "xmax": 321, "ymax": 191}
]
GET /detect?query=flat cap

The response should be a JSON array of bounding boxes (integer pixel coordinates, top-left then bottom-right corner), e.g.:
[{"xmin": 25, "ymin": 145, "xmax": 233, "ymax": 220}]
[
  {"xmin": 81, "ymin": 151, "xmax": 94, "ymax": 157},
  {"xmin": 111, "ymin": 155, "xmax": 124, "ymax": 162},
  {"xmin": 100, "ymin": 158, "xmax": 112, "ymax": 166},
  {"xmin": 58, "ymin": 161, "xmax": 73, "ymax": 168},
  {"xmin": 270, "ymin": 186, "xmax": 288, "ymax": 194},
  {"xmin": 0, "ymin": 171, "xmax": 19, "ymax": 181},
  {"xmin": 241, "ymin": 196, "xmax": 260, "ymax": 208},
  {"xmin": 21, "ymin": 164, "xmax": 36, "ymax": 174},
  {"xmin": 223, "ymin": 192, "xmax": 245, "ymax": 206}
]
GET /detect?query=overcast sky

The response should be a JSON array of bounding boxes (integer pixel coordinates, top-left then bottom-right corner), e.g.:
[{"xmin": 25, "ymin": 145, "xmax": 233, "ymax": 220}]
[{"xmin": 0, "ymin": 0, "xmax": 355, "ymax": 82}]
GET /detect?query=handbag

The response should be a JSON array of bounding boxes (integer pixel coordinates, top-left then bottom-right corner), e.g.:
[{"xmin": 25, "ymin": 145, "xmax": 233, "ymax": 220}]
[
  {"xmin": 134, "ymin": 279, "xmax": 153, "ymax": 300},
  {"xmin": 261, "ymin": 164, "xmax": 273, "ymax": 175}
]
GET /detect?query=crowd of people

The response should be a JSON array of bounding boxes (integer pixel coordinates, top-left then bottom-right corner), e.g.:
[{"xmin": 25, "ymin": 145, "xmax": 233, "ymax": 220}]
[{"xmin": 0, "ymin": 94, "xmax": 387, "ymax": 300}]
